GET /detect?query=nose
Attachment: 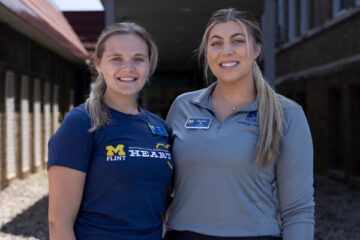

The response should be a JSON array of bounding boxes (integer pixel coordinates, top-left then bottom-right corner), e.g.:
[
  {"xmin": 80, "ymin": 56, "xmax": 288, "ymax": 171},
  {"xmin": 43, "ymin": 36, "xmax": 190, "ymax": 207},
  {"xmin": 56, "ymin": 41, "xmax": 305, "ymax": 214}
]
[
  {"xmin": 222, "ymin": 42, "xmax": 234, "ymax": 56},
  {"xmin": 121, "ymin": 59, "xmax": 135, "ymax": 71}
]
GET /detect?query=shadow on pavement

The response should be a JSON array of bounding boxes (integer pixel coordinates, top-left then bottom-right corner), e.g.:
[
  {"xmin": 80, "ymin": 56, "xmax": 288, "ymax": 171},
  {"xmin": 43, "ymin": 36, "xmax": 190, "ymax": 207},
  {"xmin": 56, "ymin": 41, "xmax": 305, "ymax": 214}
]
[{"xmin": 0, "ymin": 195, "xmax": 49, "ymax": 240}]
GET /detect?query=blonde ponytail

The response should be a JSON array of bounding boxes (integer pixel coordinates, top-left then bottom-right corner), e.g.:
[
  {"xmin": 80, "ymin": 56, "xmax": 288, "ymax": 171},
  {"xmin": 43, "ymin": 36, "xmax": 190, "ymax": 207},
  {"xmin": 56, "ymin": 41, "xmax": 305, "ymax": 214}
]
[
  {"xmin": 253, "ymin": 62, "xmax": 283, "ymax": 165},
  {"xmin": 85, "ymin": 75, "xmax": 109, "ymax": 133}
]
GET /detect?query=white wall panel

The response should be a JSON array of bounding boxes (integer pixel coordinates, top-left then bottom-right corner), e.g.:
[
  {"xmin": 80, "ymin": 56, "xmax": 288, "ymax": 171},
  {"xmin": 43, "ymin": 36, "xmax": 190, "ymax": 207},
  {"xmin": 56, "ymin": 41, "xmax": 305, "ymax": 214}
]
[
  {"xmin": 21, "ymin": 75, "xmax": 30, "ymax": 172},
  {"xmin": 33, "ymin": 78, "xmax": 42, "ymax": 168},
  {"xmin": 52, "ymin": 84, "xmax": 59, "ymax": 133},
  {"xmin": 5, "ymin": 71, "xmax": 16, "ymax": 179},
  {"xmin": 43, "ymin": 82, "xmax": 51, "ymax": 163}
]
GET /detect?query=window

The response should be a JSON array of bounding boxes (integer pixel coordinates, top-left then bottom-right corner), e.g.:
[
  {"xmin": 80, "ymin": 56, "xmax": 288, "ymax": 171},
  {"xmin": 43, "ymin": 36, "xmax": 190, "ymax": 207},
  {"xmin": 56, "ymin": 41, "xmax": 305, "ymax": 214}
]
[
  {"xmin": 356, "ymin": 0, "xmax": 360, "ymax": 6},
  {"xmin": 300, "ymin": 0, "xmax": 309, "ymax": 35},
  {"xmin": 288, "ymin": 0, "xmax": 297, "ymax": 41},
  {"xmin": 287, "ymin": 0, "xmax": 309, "ymax": 41},
  {"xmin": 277, "ymin": 0, "xmax": 285, "ymax": 42},
  {"xmin": 332, "ymin": 0, "xmax": 346, "ymax": 17}
]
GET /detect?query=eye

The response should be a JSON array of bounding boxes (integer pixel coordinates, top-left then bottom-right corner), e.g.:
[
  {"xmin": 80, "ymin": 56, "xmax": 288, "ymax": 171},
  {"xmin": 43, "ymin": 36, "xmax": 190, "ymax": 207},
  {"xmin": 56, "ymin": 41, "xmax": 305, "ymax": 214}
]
[
  {"xmin": 134, "ymin": 57, "xmax": 145, "ymax": 62},
  {"xmin": 210, "ymin": 41, "xmax": 222, "ymax": 47},
  {"xmin": 233, "ymin": 39, "xmax": 246, "ymax": 44},
  {"xmin": 112, "ymin": 57, "xmax": 122, "ymax": 62}
]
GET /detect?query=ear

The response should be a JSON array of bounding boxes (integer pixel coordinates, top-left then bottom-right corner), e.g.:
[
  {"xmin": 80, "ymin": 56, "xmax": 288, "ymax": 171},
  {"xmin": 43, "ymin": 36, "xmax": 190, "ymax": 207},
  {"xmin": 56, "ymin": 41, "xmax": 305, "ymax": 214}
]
[
  {"xmin": 94, "ymin": 57, "xmax": 101, "ymax": 74},
  {"xmin": 254, "ymin": 44, "xmax": 261, "ymax": 59}
]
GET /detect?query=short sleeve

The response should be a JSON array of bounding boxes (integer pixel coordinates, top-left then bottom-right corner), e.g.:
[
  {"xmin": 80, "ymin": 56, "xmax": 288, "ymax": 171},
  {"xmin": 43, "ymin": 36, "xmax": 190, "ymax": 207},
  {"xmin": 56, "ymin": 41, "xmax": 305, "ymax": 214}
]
[
  {"xmin": 47, "ymin": 108, "xmax": 93, "ymax": 173},
  {"xmin": 166, "ymin": 98, "xmax": 178, "ymax": 129},
  {"xmin": 276, "ymin": 106, "xmax": 315, "ymax": 240}
]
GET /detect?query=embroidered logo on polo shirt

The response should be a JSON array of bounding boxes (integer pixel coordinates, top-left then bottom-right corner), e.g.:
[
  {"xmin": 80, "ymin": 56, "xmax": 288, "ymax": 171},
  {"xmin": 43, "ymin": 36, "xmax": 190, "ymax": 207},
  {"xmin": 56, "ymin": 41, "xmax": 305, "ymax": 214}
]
[
  {"xmin": 156, "ymin": 143, "xmax": 170, "ymax": 149},
  {"xmin": 245, "ymin": 112, "xmax": 258, "ymax": 123},
  {"xmin": 156, "ymin": 143, "xmax": 173, "ymax": 169},
  {"xmin": 106, "ymin": 144, "xmax": 126, "ymax": 161},
  {"xmin": 238, "ymin": 111, "xmax": 259, "ymax": 128}
]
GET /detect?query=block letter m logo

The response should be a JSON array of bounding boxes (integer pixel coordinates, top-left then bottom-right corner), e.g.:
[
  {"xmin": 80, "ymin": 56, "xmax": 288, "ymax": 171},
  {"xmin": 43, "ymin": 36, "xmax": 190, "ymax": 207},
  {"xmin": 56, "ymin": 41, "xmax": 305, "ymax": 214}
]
[{"xmin": 106, "ymin": 144, "xmax": 126, "ymax": 156}]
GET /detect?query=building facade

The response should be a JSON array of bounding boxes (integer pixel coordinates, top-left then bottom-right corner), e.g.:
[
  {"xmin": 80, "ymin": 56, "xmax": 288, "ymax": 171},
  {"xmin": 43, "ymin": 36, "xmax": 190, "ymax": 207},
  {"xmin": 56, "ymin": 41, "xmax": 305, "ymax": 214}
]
[
  {"xmin": 275, "ymin": 0, "xmax": 360, "ymax": 186},
  {"xmin": 0, "ymin": 0, "xmax": 91, "ymax": 189}
]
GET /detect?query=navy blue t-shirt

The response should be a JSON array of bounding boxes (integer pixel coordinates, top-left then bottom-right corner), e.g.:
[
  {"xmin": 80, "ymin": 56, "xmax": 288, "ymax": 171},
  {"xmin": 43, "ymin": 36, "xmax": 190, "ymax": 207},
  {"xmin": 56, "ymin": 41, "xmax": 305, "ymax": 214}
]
[{"xmin": 48, "ymin": 104, "xmax": 173, "ymax": 240}]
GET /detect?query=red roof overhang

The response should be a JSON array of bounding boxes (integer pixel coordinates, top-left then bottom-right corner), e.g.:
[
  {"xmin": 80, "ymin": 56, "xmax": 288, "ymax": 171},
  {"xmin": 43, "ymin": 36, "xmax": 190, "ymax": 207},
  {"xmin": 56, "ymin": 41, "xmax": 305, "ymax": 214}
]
[{"xmin": 0, "ymin": 0, "xmax": 89, "ymax": 61}]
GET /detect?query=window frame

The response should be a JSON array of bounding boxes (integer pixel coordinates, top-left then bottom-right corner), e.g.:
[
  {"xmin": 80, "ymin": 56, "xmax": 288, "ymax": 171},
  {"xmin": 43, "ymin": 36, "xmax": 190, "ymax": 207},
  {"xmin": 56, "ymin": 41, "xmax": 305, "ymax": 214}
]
[{"xmin": 332, "ymin": 0, "xmax": 346, "ymax": 17}]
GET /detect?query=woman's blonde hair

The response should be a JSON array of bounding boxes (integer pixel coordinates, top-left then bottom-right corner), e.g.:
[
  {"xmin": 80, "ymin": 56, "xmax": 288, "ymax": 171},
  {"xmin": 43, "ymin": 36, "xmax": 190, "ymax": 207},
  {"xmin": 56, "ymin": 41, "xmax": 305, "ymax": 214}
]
[
  {"xmin": 85, "ymin": 22, "xmax": 158, "ymax": 132},
  {"xmin": 199, "ymin": 8, "xmax": 283, "ymax": 166}
]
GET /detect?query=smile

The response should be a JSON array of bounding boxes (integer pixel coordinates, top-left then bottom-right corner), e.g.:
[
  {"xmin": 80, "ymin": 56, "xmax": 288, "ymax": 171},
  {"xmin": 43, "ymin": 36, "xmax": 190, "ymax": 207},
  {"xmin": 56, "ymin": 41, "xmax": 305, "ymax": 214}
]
[
  {"xmin": 117, "ymin": 77, "xmax": 137, "ymax": 82},
  {"xmin": 219, "ymin": 61, "xmax": 239, "ymax": 68}
]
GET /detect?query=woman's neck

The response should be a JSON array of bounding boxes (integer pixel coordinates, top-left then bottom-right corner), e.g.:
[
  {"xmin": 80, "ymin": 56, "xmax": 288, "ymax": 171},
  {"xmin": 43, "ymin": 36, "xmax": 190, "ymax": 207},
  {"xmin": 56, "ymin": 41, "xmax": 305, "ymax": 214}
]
[
  {"xmin": 103, "ymin": 91, "xmax": 139, "ymax": 115},
  {"xmin": 212, "ymin": 77, "xmax": 256, "ymax": 110}
]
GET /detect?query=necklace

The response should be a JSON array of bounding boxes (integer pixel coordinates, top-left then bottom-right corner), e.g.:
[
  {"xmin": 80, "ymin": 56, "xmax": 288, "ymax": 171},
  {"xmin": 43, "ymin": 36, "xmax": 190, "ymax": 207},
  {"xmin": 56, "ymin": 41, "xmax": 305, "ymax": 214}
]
[{"xmin": 232, "ymin": 105, "xmax": 237, "ymax": 111}]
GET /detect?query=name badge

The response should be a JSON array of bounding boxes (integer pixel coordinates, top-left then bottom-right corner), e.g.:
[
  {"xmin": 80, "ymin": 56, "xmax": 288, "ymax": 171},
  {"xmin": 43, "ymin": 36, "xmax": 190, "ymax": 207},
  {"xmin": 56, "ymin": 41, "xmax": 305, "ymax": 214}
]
[
  {"xmin": 184, "ymin": 118, "xmax": 212, "ymax": 129},
  {"xmin": 148, "ymin": 123, "xmax": 168, "ymax": 137}
]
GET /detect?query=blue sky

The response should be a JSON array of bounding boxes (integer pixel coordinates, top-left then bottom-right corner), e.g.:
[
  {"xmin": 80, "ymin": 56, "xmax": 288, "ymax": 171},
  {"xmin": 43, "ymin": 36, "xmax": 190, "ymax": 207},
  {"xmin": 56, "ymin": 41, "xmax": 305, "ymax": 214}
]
[{"xmin": 50, "ymin": 0, "xmax": 103, "ymax": 11}]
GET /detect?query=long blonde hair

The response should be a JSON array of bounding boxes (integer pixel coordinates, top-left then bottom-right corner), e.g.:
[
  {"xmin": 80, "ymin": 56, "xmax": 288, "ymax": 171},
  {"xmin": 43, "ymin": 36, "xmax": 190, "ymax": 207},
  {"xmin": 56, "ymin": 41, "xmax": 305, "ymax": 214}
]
[
  {"xmin": 199, "ymin": 9, "xmax": 283, "ymax": 166},
  {"xmin": 85, "ymin": 22, "xmax": 158, "ymax": 132}
]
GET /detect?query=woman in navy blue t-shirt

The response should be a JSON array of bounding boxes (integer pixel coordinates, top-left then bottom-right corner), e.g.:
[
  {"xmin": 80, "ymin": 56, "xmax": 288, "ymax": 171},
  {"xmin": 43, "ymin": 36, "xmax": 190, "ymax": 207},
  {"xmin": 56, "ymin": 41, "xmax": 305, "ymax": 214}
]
[{"xmin": 48, "ymin": 22, "xmax": 173, "ymax": 240}]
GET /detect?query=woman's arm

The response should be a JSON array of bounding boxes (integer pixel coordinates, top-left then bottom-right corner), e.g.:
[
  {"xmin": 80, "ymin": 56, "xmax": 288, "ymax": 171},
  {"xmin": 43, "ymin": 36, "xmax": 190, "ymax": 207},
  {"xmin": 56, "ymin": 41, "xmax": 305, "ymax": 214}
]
[
  {"xmin": 276, "ymin": 106, "xmax": 315, "ymax": 240},
  {"xmin": 48, "ymin": 166, "xmax": 86, "ymax": 240}
]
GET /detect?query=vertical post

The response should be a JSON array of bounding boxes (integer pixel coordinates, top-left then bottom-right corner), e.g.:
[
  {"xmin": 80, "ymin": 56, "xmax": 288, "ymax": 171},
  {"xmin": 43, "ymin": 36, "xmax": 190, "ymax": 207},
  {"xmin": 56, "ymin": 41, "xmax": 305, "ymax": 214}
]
[
  {"xmin": 43, "ymin": 81, "xmax": 51, "ymax": 165},
  {"xmin": 105, "ymin": 0, "xmax": 116, "ymax": 26},
  {"xmin": 5, "ymin": 71, "xmax": 16, "ymax": 180},
  {"xmin": 341, "ymin": 85, "xmax": 351, "ymax": 182},
  {"xmin": 0, "ymin": 65, "xmax": 5, "ymax": 189},
  {"xmin": 21, "ymin": 75, "xmax": 31, "ymax": 174},
  {"xmin": 264, "ymin": 0, "xmax": 276, "ymax": 88},
  {"xmin": 33, "ymin": 78, "xmax": 42, "ymax": 171},
  {"xmin": 52, "ymin": 84, "xmax": 59, "ymax": 133},
  {"xmin": 288, "ymin": 0, "xmax": 297, "ymax": 41}
]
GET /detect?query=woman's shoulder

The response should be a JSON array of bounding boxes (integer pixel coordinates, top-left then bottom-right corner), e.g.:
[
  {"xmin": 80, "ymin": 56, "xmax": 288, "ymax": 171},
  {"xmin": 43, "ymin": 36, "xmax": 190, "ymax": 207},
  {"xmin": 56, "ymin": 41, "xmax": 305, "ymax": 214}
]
[
  {"xmin": 49, "ymin": 104, "xmax": 92, "ymax": 146},
  {"xmin": 277, "ymin": 94, "xmax": 303, "ymax": 113},
  {"xmin": 276, "ymin": 94, "xmax": 308, "ymax": 130},
  {"xmin": 61, "ymin": 104, "xmax": 91, "ymax": 128},
  {"xmin": 173, "ymin": 88, "xmax": 208, "ymax": 104},
  {"xmin": 142, "ymin": 109, "xmax": 167, "ymax": 127}
]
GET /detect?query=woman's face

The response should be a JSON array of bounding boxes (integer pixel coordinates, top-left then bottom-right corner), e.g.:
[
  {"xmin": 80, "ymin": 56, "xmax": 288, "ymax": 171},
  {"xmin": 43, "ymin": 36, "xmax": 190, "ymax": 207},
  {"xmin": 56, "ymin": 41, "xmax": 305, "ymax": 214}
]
[
  {"xmin": 206, "ymin": 20, "xmax": 260, "ymax": 84},
  {"xmin": 95, "ymin": 34, "xmax": 150, "ymax": 99}
]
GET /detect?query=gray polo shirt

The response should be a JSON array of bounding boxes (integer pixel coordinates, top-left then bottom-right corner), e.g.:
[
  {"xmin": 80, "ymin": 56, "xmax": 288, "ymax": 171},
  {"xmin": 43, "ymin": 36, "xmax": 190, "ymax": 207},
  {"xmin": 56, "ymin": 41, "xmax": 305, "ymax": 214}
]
[{"xmin": 166, "ymin": 82, "xmax": 314, "ymax": 239}]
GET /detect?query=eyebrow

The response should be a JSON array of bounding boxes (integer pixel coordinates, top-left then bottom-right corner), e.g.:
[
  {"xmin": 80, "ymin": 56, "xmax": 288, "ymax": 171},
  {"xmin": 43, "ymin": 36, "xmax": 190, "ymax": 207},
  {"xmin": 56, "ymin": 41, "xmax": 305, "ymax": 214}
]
[
  {"xmin": 134, "ymin": 53, "xmax": 148, "ymax": 58},
  {"xmin": 107, "ymin": 53, "xmax": 148, "ymax": 58},
  {"xmin": 209, "ymin": 33, "xmax": 245, "ymax": 40}
]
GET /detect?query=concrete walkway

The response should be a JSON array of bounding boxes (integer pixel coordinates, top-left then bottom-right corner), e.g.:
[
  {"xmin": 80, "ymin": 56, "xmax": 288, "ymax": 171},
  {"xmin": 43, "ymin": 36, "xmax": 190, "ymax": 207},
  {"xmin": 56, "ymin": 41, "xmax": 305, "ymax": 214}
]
[{"xmin": 0, "ymin": 171, "xmax": 359, "ymax": 240}]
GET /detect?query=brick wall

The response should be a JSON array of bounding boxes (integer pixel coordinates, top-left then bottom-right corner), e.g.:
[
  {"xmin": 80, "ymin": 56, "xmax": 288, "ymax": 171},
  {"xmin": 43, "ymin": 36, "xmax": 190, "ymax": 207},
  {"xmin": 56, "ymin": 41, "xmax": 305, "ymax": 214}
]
[
  {"xmin": 277, "ymin": 59, "xmax": 360, "ymax": 183},
  {"xmin": 277, "ymin": 10, "xmax": 360, "ymax": 76},
  {"xmin": 311, "ymin": 0, "xmax": 332, "ymax": 27}
]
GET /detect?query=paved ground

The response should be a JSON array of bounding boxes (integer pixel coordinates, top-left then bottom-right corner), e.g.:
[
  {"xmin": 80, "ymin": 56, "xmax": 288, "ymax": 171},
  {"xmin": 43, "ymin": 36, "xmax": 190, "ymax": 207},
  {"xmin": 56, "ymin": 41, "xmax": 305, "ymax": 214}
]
[
  {"xmin": 0, "ymin": 171, "xmax": 48, "ymax": 240},
  {"xmin": 0, "ymin": 171, "xmax": 359, "ymax": 240}
]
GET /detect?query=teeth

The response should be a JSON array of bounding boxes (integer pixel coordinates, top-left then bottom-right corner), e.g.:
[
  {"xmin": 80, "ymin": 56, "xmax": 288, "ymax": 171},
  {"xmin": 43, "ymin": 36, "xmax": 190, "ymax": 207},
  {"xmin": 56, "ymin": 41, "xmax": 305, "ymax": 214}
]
[
  {"xmin": 119, "ymin": 77, "xmax": 136, "ymax": 81},
  {"xmin": 221, "ymin": 62, "xmax": 237, "ymax": 67}
]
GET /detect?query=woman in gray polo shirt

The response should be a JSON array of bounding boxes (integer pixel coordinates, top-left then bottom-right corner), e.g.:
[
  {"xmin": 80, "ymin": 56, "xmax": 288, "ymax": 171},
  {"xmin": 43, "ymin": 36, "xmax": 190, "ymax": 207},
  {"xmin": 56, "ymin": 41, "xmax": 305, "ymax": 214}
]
[{"xmin": 165, "ymin": 8, "xmax": 314, "ymax": 240}]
